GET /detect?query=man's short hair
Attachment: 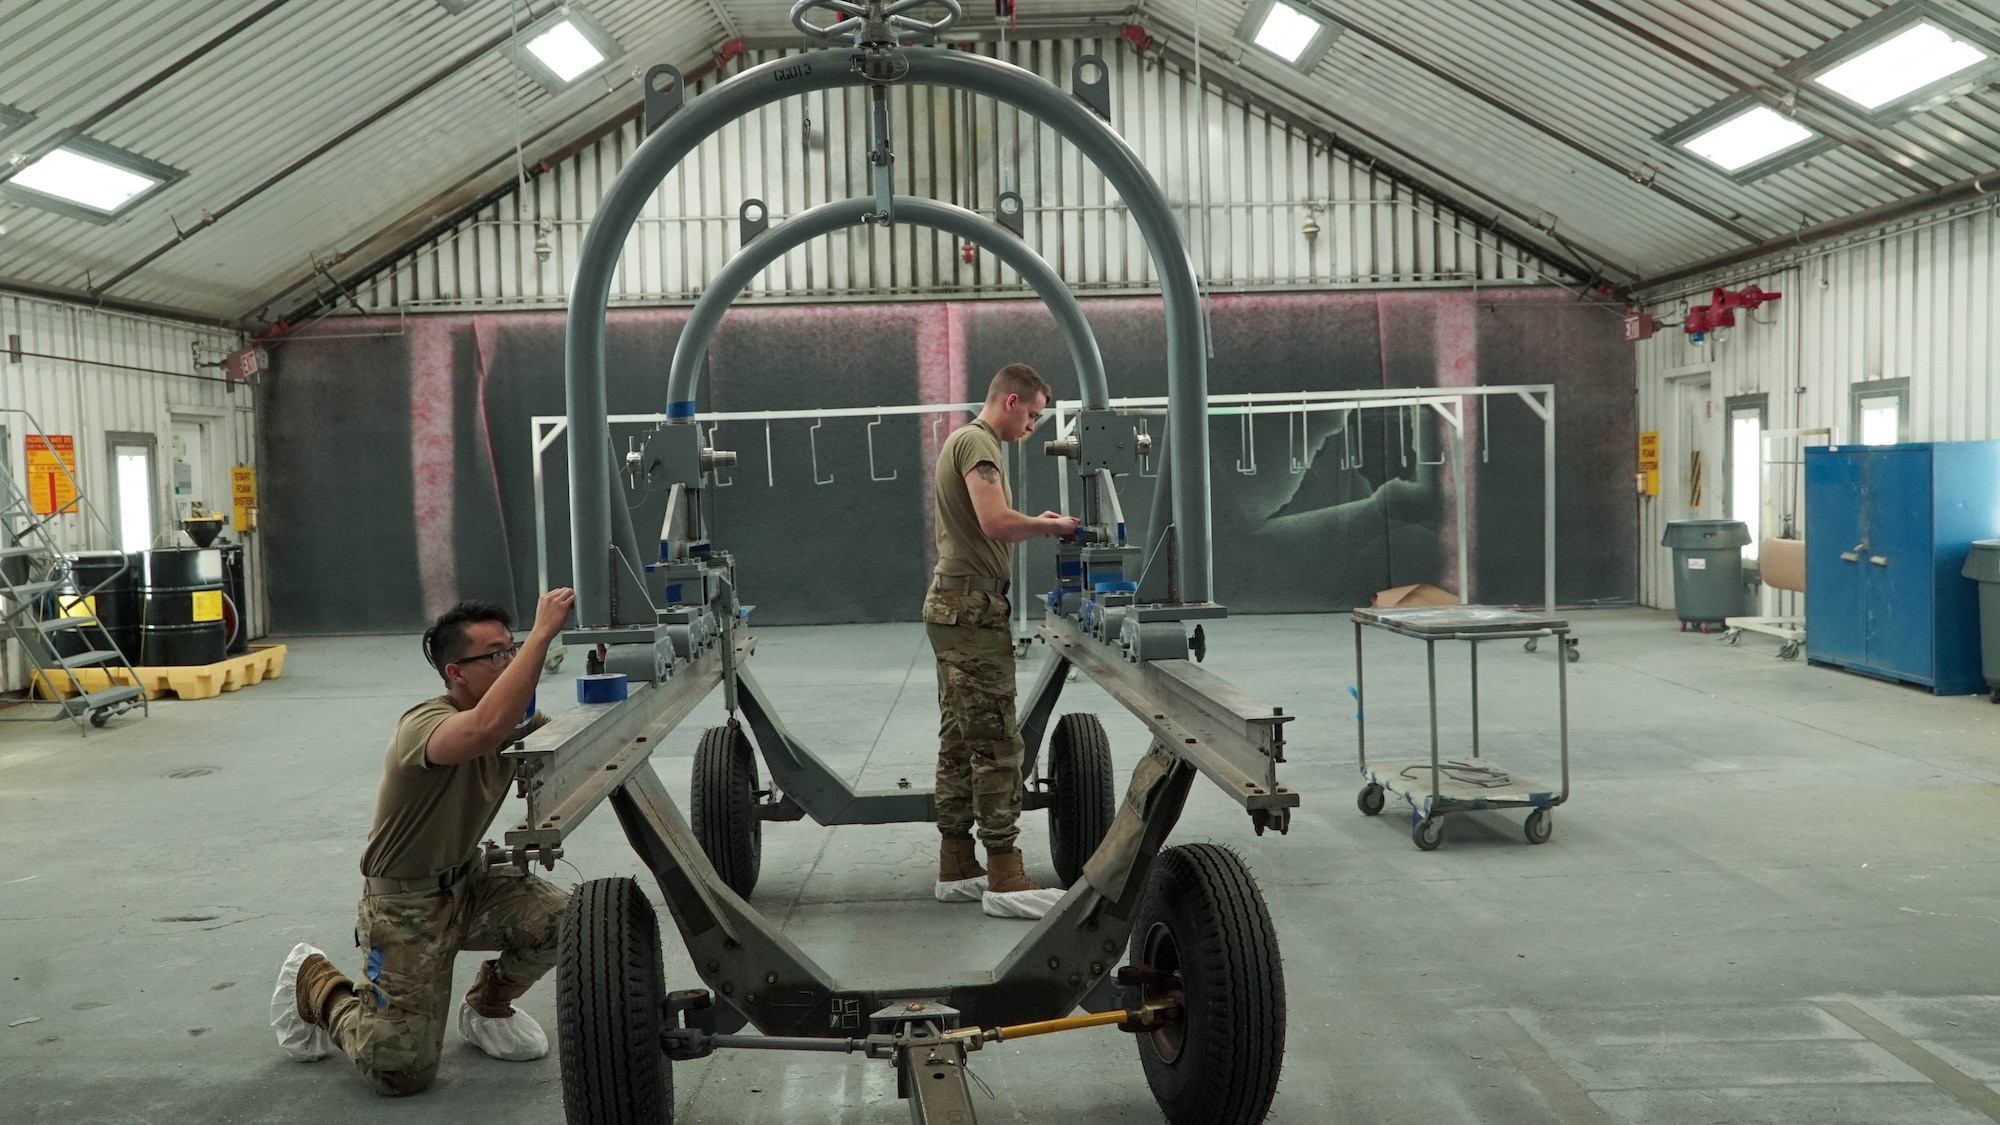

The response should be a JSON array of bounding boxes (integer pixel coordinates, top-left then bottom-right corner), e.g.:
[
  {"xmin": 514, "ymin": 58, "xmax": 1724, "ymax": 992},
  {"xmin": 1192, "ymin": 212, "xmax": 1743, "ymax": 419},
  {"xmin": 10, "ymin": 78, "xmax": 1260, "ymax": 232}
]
[
  {"xmin": 985, "ymin": 363, "xmax": 1052, "ymax": 407},
  {"xmin": 421, "ymin": 600, "xmax": 513, "ymax": 682}
]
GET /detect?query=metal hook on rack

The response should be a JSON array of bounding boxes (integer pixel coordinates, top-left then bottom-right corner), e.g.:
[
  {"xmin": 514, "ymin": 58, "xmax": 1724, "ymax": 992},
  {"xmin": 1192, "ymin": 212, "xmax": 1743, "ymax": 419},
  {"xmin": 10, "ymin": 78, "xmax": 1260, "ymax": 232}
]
[
  {"xmin": 930, "ymin": 415, "xmax": 943, "ymax": 449},
  {"xmin": 1415, "ymin": 404, "xmax": 1447, "ymax": 466},
  {"xmin": 1288, "ymin": 401, "xmax": 1312, "ymax": 473},
  {"xmin": 1235, "ymin": 410, "xmax": 1257, "ymax": 475},
  {"xmin": 708, "ymin": 422, "xmax": 733, "ymax": 486},
  {"xmin": 1480, "ymin": 394, "xmax": 1490, "ymax": 464},
  {"xmin": 1399, "ymin": 406, "xmax": 1410, "ymax": 469},
  {"xmin": 867, "ymin": 415, "xmax": 898, "ymax": 481},
  {"xmin": 809, "ymin": 419, "xmax": 834, "ymax": 485},
  {"xmin": 1135, "ymin": 418, "xmax": 1160, "ymax": 479},
  {"xmin": 764, "ymin": 420, "xmax": 775, "ymax": 487}
]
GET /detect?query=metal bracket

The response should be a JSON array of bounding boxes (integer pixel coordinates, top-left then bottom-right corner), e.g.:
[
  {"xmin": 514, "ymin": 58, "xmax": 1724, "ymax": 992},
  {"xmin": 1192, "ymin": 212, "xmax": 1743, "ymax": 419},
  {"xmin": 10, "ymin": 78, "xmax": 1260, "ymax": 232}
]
[
  {"xmin": 643, "ymin": 64, "xmax": 686, "ymax": 133},
  {"xmin": 740, "ymin": 198, "xmax": 769, "ymax": 245},
  {"xmin": 995, "ymin": 190, "xmax": 1024, "ymax": 236},
  {"xmin": 1235, "ymin": 411, "xmax": 1257, "ymax": 475},
  {"xmin": 809, "ymin": 419, "xmax": 834, "ymax": 484},
  {"xmin": 1071, "ymin": 54, "xmax": 1111, "ymax": 121}
]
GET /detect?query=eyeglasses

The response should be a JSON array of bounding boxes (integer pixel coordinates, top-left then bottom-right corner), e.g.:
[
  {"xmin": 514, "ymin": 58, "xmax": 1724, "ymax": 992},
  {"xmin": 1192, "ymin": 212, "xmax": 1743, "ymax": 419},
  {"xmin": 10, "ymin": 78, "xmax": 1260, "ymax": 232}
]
[{"xmin": 452, "ymin": 643, "xmax": 520, "ymax": 669}]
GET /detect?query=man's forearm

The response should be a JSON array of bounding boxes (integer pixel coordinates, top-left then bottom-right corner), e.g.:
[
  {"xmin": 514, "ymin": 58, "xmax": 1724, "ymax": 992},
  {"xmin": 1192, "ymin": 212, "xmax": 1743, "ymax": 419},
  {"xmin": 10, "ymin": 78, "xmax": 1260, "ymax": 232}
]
[{"xmin": 984, "ymin": 508, "xmax": 1055, "ymax": 543}]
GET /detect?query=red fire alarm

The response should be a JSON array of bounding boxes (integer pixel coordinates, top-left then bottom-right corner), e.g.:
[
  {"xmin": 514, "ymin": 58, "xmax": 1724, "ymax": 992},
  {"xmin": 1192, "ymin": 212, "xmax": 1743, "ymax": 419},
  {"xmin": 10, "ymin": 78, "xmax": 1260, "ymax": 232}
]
[
  {"xmin": 1685, "ymin": 285, "xmax": 1782, "ymax": 342},
  {"xmin": 1623, "ymin": 311, "xmax": 1656, "ymax": 342}
]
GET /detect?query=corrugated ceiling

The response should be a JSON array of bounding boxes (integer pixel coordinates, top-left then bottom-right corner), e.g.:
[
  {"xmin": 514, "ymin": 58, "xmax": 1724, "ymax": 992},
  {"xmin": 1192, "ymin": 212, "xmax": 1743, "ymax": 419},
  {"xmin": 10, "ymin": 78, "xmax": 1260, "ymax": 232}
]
[{"xmin": 1, "ymin": 0, "xmax": 1996, "ymax": 321}]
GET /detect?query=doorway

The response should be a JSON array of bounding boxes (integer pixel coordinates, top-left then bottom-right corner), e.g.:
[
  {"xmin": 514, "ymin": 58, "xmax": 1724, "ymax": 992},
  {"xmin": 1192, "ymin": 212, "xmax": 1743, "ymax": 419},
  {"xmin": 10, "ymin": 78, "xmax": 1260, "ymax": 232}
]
[
  {"xmin": 1671, "ymin": 374, "xmax": 1721, "ymax": 521},
  {"xmin": 167, "ymin": 415, "xmax": 216, "ymax": 523},
  {"xmin": 106, "ymin": 432, "xmax": 158, "ymax": 553}
]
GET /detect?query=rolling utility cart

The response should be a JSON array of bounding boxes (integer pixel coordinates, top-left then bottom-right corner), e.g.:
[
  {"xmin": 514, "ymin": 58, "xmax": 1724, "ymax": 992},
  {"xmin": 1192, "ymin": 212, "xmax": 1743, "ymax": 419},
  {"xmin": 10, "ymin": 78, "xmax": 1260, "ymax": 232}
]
[{"xmin": 1353, "ymin": 605, "xmax": 1571, "ymax": 850}]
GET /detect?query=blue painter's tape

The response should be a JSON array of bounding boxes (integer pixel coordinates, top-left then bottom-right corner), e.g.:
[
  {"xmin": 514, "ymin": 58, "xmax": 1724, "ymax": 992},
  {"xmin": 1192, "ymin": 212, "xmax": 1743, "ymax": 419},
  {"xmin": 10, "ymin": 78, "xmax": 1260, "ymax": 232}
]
[
  {"xmin": 666, "ymin": 399, "xmax": 697, "ymax": 420},
  {"xmin": 577, "ymin": 673, "xmax": 630, "ymax": 704},
  {"xmin": 1347, "ymin": 683, "xmax": 1361, "ymax": 721},
  {"xmin": 665, "ymin": 583, "xmax": 684, "ymax": 603},
  {"xmin": 1093, "ymin": 580, "xmax": 1137, "ymax": 593},
  {"xmin": 365, "ymin": 947, "xmax": 383, "ymax": 982},
  {"xmin": 1058, "ymin": 561, "xmax": 1083, "ymax": 576}
]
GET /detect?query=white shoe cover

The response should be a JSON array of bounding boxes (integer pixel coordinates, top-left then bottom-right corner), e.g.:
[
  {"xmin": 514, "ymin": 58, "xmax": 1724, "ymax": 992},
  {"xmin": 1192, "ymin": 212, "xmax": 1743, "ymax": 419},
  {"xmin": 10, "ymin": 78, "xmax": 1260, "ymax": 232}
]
[
  {"xmin": 981, "ymin": 886, "xmax": 1065, "ymax": 919},
  {"xmin": 934, "ymin": 875, "xmax": 987, "ymax": 902},
  {"xmin": 458, "ymin": 1000, "xmax": 550, "ymax": 1061},
  {"xmin": 270, "ymin": 941, "xmax": 333, "ymax": 1062}
]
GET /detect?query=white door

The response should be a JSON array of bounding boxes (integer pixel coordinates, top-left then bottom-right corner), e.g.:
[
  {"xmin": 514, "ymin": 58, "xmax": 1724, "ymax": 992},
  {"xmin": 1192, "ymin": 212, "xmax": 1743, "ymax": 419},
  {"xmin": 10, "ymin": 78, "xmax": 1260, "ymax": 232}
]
[
  {"xmin": 167, "ymin": 416, "xmax": 213, "ymax": 522},
  {"xmin": 1673, "ymin": 376, "xmax": 1721, "ymax": 520}
]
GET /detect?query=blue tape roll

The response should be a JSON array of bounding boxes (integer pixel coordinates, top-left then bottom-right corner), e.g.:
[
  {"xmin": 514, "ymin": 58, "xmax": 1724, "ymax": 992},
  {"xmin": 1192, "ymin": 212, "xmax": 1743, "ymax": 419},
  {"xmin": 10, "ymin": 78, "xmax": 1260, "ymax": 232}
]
[
  {"xmin": 666, "ymin": 399, "xmax": 697, "ymax": 420},
  {"xmin": 577, "ymin": 673, "xmax": 630, "ymax": 704}
]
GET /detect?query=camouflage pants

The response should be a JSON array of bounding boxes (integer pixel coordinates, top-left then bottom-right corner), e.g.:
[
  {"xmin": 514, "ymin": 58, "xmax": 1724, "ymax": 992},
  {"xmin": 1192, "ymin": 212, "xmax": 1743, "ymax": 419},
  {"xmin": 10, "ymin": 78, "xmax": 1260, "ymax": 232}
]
[
  {"xmin": 922, "ymin": 587, "xmax": 1023, "ymax": 851},
  {"xmin": 325, "ymin": 864, "xmax": 569, "ymax": 1096}
]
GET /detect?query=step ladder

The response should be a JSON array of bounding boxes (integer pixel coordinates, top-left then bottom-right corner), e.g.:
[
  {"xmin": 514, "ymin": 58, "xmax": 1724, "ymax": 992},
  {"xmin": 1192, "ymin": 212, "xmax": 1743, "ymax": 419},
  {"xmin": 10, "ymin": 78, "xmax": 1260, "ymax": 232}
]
[{"xmin": 0, "ymin": 408, "xmax": 148, "ymax": 732}]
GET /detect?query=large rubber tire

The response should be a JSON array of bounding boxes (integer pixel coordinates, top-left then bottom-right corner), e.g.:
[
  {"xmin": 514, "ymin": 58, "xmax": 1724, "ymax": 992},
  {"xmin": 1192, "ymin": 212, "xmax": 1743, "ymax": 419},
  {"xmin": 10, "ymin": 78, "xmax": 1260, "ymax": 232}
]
[
  {"xmin": 1047, "ymin": 713, "xmax": 1116, "ymax": 886},
  {"xmin": 1129, "ymin": 843, "xmax": 1286, "ymax": 1125},
  {"xmin": 557, "ymin": 877, "xmax": 671, "ymax": 1125},
  {"xmin": 691, "ymin": 724, "xmax": 762, "ymax": 898}
]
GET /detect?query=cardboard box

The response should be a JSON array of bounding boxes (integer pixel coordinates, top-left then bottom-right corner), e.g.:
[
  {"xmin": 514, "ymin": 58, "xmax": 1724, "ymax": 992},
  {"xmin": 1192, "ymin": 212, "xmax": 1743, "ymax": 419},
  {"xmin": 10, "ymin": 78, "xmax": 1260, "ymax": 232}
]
[{"xmin": 1371, "ymin": 583, "xmax": 1460, "ymax": 608}]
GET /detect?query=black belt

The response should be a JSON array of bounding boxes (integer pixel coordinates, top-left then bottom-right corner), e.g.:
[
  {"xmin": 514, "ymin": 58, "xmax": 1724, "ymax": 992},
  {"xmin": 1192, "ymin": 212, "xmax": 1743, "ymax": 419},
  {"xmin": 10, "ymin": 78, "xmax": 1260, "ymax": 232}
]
[{"xmin": 932, "ymin": 574, "xmax": 1009, "ymax": 595}]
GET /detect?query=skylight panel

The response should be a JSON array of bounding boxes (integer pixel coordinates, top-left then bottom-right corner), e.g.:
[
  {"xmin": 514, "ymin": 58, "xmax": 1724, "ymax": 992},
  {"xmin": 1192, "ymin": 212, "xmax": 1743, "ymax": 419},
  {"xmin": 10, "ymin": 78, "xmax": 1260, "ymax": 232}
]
[
  {"xmin": 8, "ymin": 143, "xmax": 165, "ymax": 213},
  {"xmin": 1253, "ymin": 2, "xmax": 1323, "ymax": 64},
  {"xmin": 1813, "ymin": 21, "xmax": 1989, "ymax": 109},
  {"xmin": 526, "ymin": 19, "xmax": 604, "ymax": 83},
  {"xmin": 1680, "ymin": 107, "xmax": 1816, "ymax": 173}
]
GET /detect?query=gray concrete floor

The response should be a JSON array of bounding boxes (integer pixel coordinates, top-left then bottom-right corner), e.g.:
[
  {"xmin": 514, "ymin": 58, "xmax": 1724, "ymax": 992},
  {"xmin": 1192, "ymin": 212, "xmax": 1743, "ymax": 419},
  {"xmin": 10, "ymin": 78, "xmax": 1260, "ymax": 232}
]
[{"xmin": 7, "ymin": 608, "xmax": 2000, "ymax": 1123}]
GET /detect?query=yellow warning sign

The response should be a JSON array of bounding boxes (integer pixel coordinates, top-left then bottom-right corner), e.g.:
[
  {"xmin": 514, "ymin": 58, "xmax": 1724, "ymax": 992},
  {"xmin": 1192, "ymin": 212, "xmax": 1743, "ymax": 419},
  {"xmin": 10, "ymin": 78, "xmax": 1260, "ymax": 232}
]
[
  {"xmin": 26, "ymin": 434, "xmax": 78, "ymax": 516},
  {"xmin": 1638, "ymin": 431, "xmax": 1660, "ymax": 471},
  {"xmin": 191, "ymin": 589, "xmax": 224, "ymax": 623}
]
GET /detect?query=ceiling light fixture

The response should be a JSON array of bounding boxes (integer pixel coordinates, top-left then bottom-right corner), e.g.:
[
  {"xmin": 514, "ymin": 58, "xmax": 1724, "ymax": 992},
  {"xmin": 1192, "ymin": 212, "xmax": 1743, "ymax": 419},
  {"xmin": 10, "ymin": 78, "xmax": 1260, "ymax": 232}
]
[
  {"xmin": 1235, "ymin": 0, "xmax": 1338, "ymax": 71},
  {"xmin": 0, "ymin": 138, "xmax": 181, "ymax": 222},
  {"xmin": 1814, "ymin": 20, "xmax": 1989, "ymax": 110},
  {"xmin": 513, "ymin": 7, "xmax": 620, "ymax": 94},
  {"xmin": 1679, "ymin": 107, "xmax": 1816, "ymax": 173}
]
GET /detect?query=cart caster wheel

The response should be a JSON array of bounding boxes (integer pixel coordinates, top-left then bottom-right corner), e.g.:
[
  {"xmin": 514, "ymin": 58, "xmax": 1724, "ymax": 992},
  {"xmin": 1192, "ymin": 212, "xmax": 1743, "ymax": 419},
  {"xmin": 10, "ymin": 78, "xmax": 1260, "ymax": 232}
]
[
  {"xmin": 1523, "ymin": 638, "xmax": 1539, "ymax": 653},
  {"xmin": 558, "ymin": 878, "xmax": 672, "ymax": 1125},
  {"xmin": 1990, "ymin": 687, "xmax": 2000, "ymax": 703},
  {"xmin": 1356, "ymin": 783, "xmax": 1385, "ymax": 816},
  {"xmin": 543, "ymin": 647, "xmax": 566, "ymax": 674},
  {"xmin": 1130, "ymin": 844, "xmax": 1284, "ymax": 1125},
  {"xmin": 88, "ymin": 709, "xmax": 110, "ymax": 728},
  {"xmin": 1047, "ymin": 713, "xmax": 1115, "ymax": 887},
  {"xmin": 1565, "ymin": 639, "xmax": 1581, "ymax": 663},
  {"xmin": 1779, "ymin": 642, "xmax": 1801, "ymax": 661},
  {"xmin": 692, "ymin": 722, "xmax": 763, "ymax": 898},
  {"xmin": 1523, "ymin": 808, "xmax": 1552, "ymax": 845},
  {"xmin": 1412, "ymin": 816, "xmax": 1444, "ymax": 851},
  {"xmin": 1724, "ymin": 629, "xmax": 1741, "ymax": 646}
]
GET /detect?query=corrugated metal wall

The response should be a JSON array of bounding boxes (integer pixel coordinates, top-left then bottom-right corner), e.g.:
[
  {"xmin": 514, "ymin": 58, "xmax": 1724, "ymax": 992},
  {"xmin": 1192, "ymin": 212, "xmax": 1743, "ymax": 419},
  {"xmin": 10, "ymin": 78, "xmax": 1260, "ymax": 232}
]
[
  {"xmin": 349, "ymin": 39, "xmax": 1565, "ymax": 312},
  {"xmin": 1633, "ymin": 202, "xmax": 2000, "ymax": 611},
  {"xmin": 0, "ymin": 291, "xmax": 254, "ymax": 691}
]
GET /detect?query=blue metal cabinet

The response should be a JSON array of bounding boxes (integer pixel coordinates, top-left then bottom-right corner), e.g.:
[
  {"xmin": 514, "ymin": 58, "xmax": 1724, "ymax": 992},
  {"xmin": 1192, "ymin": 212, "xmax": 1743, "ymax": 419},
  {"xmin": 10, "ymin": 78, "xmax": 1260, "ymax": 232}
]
[{"xmin": 1804, "ymin": 441, "xmax": 2000, "ymax": 694}]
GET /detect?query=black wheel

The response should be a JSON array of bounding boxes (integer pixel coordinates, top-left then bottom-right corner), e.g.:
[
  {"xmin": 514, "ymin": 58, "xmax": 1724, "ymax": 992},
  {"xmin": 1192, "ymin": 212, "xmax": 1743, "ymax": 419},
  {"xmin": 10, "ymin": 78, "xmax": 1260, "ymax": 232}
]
[
  {"xmin": 558, "ymin": 877, "xmax": 671, "ymax": 1125},
  {"xmin": 1523, "ymin": 638, "xmax": 1539, "ymax": 653},
  {"xmin": 89, "ymin": 709, "xmax": 110, "ymax": 728},
  {"xmin": 1523, "ymin": 807, "xmax": 1552, "ymax": 845},
  {"xmin": 1356, "ymin": 783, "xmax": 1384, "ymax": 816},
  {"xmin": 1724, "ymin": 630, "xmax": 1741, "ymax": 646},
  {"xmin": 691, "ymin": 724, "xmax": 762, "ymax": 898},
  {"xmin": 1412, "ymin": 815, "xmax": 1444, "ymax": 851},
  {"xmin": 1128, "ymin": 844, "xmax": 1285, "ymax": 1125},
  {"xmin": 1047, "ymin": 713, "xmax": 1115, "ymax": 886}
]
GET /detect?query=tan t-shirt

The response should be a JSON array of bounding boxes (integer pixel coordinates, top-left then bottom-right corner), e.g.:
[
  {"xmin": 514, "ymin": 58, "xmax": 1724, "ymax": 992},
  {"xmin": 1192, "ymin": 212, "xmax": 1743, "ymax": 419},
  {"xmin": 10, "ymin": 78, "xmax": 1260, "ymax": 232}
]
[
  {"xmin": 358, "ymin": 696, "xmax": 545, "ymax": 880},
  {"xmin": 933, "ymin": 419, "xmax": 1011, "ymax": 582}
]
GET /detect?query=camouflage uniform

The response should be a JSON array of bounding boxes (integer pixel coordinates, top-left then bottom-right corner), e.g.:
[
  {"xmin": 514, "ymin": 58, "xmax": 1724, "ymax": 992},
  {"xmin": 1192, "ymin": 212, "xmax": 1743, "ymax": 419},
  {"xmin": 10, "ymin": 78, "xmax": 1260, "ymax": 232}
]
[
  {"xmin": 923, "ymin": 586, "xmax": 1023, "ymax": 851},
  {"xmin": 324, "ymin": 864, "xmax": 568, "ymax": 1096}
]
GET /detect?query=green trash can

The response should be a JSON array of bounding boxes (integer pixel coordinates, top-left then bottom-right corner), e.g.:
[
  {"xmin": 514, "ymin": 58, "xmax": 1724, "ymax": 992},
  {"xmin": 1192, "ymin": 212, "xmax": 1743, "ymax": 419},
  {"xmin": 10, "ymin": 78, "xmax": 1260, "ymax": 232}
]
[
  {"xmin": 1663, "ymin": 519, "xmax": 1752, "ymax": 630},
  {"xmin": 1961, "ymin": 540, "xmax": 2000, "ymax": 701}
]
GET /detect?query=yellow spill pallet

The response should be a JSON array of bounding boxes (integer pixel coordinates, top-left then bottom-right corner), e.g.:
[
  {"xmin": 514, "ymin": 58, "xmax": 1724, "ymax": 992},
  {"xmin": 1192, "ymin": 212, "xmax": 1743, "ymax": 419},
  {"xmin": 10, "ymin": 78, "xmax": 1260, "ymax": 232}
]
[{"xmin": 34, "ymin": 644, "xmax": 288, "ymax": 702}]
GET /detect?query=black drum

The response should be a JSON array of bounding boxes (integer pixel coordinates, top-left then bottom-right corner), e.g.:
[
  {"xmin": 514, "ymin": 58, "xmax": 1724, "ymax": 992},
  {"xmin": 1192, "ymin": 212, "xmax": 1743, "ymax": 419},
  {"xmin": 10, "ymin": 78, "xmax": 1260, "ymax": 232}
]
[
  {"xmin": 60, "ymin": 551, "xmax": 140, "ymax": 662},
  {"xmin": 139, "ymin": 548, "xmax": 227, "ymax": 667}
]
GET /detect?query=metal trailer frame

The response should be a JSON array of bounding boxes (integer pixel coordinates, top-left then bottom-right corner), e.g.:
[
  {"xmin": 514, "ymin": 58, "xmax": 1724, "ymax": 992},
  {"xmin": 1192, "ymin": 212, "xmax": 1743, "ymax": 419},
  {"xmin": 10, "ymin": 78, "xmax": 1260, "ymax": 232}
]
[
  {"xmin": 529, "ymin": 15, "xmax": 1294, "ymax": 1124},
  {"xmin": 1351, "ymin": 605, "xmax": 1571, "ymax": 851}
]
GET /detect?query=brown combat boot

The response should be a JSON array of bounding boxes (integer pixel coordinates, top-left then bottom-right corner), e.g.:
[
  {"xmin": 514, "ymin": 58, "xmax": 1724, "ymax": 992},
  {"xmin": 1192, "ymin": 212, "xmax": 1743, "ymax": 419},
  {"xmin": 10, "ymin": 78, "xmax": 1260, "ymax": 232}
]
[
  {"xmin": 466, "ymin": 959, "xmax": 529, "ymax": 1019},
  {"xmin": 939, "ymin": 836, "xmax": 986, "ymax": 882},
  {"xmin": 295, "ymin": 953, "xmax": 353, "ymax": 1028},
  {"xmin": 983, "ymin": 848, "xmax": 1046, "ymax": 894}
]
